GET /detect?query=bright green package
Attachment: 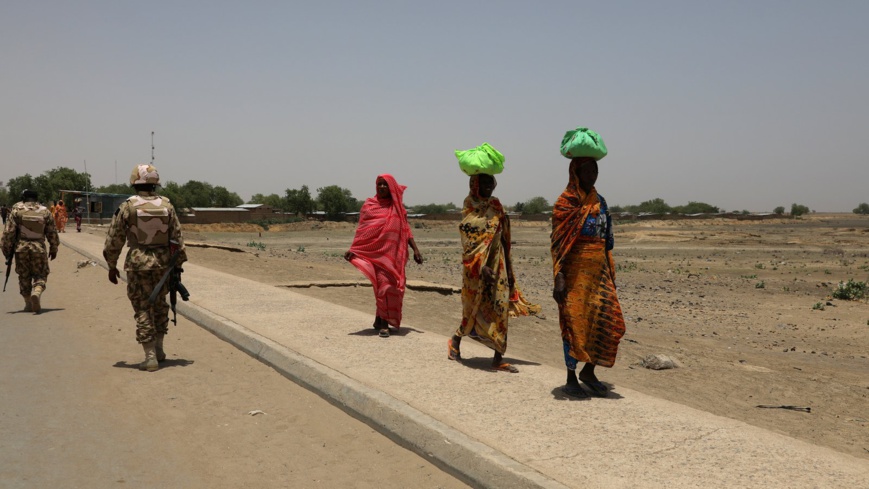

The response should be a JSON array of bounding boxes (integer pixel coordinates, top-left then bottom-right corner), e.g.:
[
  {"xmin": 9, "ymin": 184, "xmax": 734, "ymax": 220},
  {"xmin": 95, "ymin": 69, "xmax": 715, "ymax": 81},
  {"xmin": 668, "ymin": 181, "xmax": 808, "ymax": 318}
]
[
  {"xmin": 560, "ymin": 127, "xmax": 607, "ymax": 160},
  {"xmin": 455, "ymin": 142, "xmax": 504, "ymax": 176}
]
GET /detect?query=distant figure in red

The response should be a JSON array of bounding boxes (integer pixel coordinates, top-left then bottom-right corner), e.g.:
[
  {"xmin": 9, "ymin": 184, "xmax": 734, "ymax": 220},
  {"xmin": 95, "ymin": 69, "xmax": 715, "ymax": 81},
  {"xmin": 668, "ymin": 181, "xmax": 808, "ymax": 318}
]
[{"xmin": 344, "ymin": 174, "xmax": 423, "ymax": 338}]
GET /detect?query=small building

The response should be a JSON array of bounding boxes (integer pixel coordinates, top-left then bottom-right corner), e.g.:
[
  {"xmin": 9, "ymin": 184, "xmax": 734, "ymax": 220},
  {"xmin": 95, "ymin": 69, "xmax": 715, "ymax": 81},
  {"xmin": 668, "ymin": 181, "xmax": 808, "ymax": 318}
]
[
  {"xmin": 181, "ymin": 207, "xmax": 250, "ymax": 224},
  {"xmin": 236, "ymin": 203, "xmax": 276, "ymax": 219},
  {"xmin": 59, "ymin": 190, "xmax": 133, "ymax": 225}
]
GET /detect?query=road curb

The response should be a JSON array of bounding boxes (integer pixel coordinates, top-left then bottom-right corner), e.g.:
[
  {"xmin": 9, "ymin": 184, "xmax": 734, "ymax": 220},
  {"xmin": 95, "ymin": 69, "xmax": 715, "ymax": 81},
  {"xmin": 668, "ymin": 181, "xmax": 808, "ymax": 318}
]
[{"xmin": 61, "ymin": 239, "xmax": 569, "ymax": 489}]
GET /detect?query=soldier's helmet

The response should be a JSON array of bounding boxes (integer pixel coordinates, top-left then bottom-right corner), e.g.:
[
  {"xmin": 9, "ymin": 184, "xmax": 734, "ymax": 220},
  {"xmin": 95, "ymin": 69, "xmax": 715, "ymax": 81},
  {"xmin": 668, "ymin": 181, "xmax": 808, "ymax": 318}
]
[
  {"xmin": 130, "ymin": 164, "xmax": 160, "ymax": 186},
  {"xmin": 21, "ymin": 189, "xmax": 38, "ymax": 200}
]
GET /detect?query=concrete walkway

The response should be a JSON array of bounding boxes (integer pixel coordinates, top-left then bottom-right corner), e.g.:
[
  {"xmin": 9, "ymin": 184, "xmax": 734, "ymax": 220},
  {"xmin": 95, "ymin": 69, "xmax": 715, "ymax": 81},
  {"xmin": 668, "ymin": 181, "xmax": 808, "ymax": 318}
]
[{"xmin": 61, "ymin": 232, "xmax": 869, "ymax": 489}]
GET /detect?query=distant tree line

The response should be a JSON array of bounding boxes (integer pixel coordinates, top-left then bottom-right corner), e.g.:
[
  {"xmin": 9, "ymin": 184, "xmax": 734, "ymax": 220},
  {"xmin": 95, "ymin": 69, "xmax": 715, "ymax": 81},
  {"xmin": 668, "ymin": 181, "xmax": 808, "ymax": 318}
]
[
  {"xmin": 0, "ymin": 166, "xmax": 245, "ymax": 210},
  {"xmin": 607, "ymin": 198, "xmax": 720, "ymax": 215}
]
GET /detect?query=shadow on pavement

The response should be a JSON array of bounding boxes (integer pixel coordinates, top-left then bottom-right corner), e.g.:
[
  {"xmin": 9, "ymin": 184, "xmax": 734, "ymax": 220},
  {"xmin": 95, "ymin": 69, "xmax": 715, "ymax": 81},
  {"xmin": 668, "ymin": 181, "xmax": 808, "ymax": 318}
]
[
  {"xmin": 113, "ymin": 359, "xmax": 195, "ymax": 369},
  {"xmin": 6, "ymin": 308, "xmax": 66, "ymax": 315},
  {"xmin": 549, "ymin": 384, "xmax": 624, "ymax": 401},
  {"xmin": 452, "ymin": 356, "xmax": 541, "ymax": 372},
  {"xmin": 347, "ymin": 327, "xmax": 423, "ymax": 337}
]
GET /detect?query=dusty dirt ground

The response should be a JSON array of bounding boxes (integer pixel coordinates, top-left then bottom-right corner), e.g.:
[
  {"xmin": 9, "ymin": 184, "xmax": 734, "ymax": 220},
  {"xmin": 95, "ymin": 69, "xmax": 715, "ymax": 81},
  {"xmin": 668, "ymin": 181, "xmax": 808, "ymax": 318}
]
[
  {"xmin": 176, "ymin": 214, "xmax": 869, "ymax": 460},
  {"xmin": 0, "ymin": 250, "xmax": 469, "ymax": 489}
]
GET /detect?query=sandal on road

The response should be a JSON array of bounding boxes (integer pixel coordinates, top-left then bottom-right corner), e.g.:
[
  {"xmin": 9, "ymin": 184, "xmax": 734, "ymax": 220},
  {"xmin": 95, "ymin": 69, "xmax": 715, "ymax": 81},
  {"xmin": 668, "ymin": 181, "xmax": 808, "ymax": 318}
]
[
  {"xmin": 580, "ymin": 379, "xmax": 608, "ymax": 397},
  {"xmin": 561, "ymin": 384, "xmax": 589, "ymax": 399},
  {"xmin": 448, "ymin": 339, "xmax": 461, "ymax": 361},
  {"xmin": 492, "ymin": 362, "xmax": 518, "ymax": 373},
  {"xmin": 379, "ymin": 328, "xmax": 390, "ymax": 338}
]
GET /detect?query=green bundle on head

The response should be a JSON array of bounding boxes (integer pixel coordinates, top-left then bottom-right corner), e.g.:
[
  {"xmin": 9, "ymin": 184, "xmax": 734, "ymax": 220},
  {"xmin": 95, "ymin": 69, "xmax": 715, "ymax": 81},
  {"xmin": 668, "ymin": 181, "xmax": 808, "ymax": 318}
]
[
  {"xmin": 560, "ymin": 127, "xmax": 607, "ymax": 160},
  {"xmin": 455, "ymin": 142, "xmax": 505, "ymax": 176}
]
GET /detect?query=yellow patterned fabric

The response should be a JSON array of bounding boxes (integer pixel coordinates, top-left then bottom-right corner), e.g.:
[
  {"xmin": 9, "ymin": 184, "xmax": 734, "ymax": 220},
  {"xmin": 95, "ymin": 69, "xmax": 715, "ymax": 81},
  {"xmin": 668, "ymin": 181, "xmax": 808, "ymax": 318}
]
[{"xmin": 455, "ymin": 175, "xmax": 512, "ymax": 354}]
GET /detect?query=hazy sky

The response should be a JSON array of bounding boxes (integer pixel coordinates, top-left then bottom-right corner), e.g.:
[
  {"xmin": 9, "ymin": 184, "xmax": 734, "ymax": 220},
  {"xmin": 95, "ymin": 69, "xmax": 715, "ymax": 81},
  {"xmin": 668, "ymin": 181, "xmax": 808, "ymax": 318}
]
[{"xmin": 2, "ymin": 1, "xmax": 867, "ymax": 211}]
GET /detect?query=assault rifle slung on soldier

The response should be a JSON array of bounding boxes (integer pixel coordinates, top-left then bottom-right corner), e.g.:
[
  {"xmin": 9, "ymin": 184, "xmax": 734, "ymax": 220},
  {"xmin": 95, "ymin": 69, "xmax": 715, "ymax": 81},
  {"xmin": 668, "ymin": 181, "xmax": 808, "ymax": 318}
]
[
  {"xmin": 3, "ymin": 255, "xmax": 12, "ymax": 292},
  {"xmin": 147, "ymin": 246, "xmax": 190, "ymax": 325}
]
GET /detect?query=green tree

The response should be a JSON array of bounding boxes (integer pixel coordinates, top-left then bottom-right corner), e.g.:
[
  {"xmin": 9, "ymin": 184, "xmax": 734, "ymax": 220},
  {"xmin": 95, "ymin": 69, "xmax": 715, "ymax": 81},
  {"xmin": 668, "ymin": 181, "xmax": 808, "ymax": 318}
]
[
  {"xmin": 773, "ymin": 206, "xmax": 786, "ymax": 215},
  {"xmin": 522, "ymin": 196, "xmax": 552, "ymax": 214},
  {"xmin": 212, "ymin": 186, "xmax": 243, "ymax": 207},
  {"xmin": 249, "ymin": 193, "xmax": 285, "ymax": 210},
  {"xmin": 853, "ymin": 203, "xmax": 869, "ymax": 215},
  {"xmin": 96, "ymin": 183, "xmax": 135, "ymax": 195},
  {"xmin": 609, "ymin": 204, "xmax": 624, "ymax": 213},
  {"xmin": 790, "ymin": 203, "xmax": 810, "ymax": 217},
  {"xmin": 316, "ymin": 185, "xmax": 355, "ymax": 220},
  {"xmin": 672, "ymin": 201, "xmax": 720, "ymax": 214},
  {"xmin": 413, "ymin": 203, "xmax": 453, "ymax": 214},
  {"xmin": 285, "ymin": 185, "xmax": 316, "ymax": 216},
  {"xmin": 33, "ymin": 167, "xmax": 92, "ymax": 203},
  {"xmin": 180, "ymin": 180, "xmax": 215, "ymax": 207},
  {"xmin": 626, "ymin": 198, "xmax": 672, "ymax": 214},
  {"xmin": 6, "ymin": 174, "xmax": 37, "ymax": 203},
  {"xmin": 512, "ymin": 201, "xmax": 525, "ymax": 213},
  {"xmin": 159, "ymin": 181, "xmax": 186, "ymax": 208}
]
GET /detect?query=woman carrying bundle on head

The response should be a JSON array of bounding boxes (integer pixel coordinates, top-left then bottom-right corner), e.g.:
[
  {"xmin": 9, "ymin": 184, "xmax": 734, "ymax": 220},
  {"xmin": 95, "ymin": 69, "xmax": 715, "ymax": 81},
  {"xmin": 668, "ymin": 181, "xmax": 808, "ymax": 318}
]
[
  {"xmin": 448, "ymin": 143, "xmax": 538, "ymax": 373},
  {"xmin": 345, "ymin": 174, "xmax": 423, "ymax": 338},
  {"xmin": 551, "ymin": 127, "xmax": 626, "ymax": 398}
]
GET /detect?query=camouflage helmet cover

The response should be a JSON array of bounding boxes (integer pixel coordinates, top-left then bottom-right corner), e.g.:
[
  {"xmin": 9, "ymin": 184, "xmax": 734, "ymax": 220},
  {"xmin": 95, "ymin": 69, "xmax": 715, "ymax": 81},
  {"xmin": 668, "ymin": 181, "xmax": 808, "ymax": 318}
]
[{"xmin": 130, "ymin": 164, "xmax": 160, "ymax": 185}]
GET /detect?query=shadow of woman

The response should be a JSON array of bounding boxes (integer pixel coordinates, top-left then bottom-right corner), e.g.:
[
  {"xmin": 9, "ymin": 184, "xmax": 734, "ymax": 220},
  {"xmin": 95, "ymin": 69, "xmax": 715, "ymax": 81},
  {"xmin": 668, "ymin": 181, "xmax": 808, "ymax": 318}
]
[
  {"xmin": 347, "ymin": 326, "xmax": 422, "ymax": 337},
  {"xmin": 452, "ymin": 356, "xmax": 541, "ymax": 372},
  {"xmin": 549, "ymin": 384, "xmax": 624, "ymax": 401}
]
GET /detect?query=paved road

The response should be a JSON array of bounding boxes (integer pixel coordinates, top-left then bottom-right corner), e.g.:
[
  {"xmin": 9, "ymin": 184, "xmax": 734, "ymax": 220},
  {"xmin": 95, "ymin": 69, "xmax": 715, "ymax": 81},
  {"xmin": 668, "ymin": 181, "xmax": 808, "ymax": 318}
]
[
  {"xmin": 0, "ymin": 248, "xmax": 469, "ymax": 489},
  {"xmin": 5, "ymin": 233, "xmax": 869, "ymax": 489}
]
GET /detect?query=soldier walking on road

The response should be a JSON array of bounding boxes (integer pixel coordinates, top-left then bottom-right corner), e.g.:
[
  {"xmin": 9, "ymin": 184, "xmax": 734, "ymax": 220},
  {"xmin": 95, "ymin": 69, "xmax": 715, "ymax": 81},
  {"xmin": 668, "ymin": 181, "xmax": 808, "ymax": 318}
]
[
  {"xmin": 1, "ymin": 190, "xmax": 59, "ymax": 313},
  {"xmin": 103, "ymin": 164, "xmax": 187, "ymax": 372}
]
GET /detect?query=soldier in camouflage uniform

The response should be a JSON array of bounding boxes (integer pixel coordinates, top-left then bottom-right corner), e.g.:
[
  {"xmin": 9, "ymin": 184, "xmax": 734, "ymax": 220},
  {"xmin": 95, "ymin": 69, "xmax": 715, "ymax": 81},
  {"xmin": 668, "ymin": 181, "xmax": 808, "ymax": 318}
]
[
  {"xmin": 1, "ymin": 189, "xmax": 59, "ymax": 313},
  {"xmin": 103, "ymin": 164, "xmax": 187, "ymax": 372}
]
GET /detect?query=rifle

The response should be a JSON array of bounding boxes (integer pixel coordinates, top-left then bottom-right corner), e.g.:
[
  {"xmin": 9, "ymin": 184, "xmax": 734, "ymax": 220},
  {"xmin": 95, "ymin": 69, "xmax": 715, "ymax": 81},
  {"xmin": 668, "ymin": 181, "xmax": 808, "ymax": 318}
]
[
  {"xmin": 147, "ymin": 248, "xmax": 190, "ymax": 325},
  {"xmin": 3, "ymin": 255, "xmax": 11, "ymax": 293}
]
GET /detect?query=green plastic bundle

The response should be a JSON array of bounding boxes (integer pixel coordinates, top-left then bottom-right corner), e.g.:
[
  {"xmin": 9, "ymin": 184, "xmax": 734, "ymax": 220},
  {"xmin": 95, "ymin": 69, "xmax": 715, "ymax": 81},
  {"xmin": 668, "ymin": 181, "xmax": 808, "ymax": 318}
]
[
  {"xmin": 455, "ymin": 142, "xmax": 504, "ymax": 176},
  {"xmin": 560, "ymin": 127, "xmax": 607, "ymax": 160}
]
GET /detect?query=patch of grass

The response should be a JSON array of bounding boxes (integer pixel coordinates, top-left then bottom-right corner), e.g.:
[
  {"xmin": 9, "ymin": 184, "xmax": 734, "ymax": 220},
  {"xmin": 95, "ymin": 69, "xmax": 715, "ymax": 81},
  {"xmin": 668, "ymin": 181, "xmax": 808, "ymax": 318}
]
[
  {"xmin": 824, "ymin": 269, "xmax": 832, "ymax": 275},
  {"xmin": 740, "ymin": 274, "xmax": 758, "ymax": 279},
  {"xmin": 296, "ymin": 246, "xmax": 306, "ymax": 253},
  {"xmin": 754, "ymin": 263, "xmax": 765, "ymax": 270},
  {"xmin": 755, "ymin": 281, "xmax": 765, "ymax": 289},
  {"xmin": 246, "ymin": 241, "xmax": 266, "ymax": 251},
  {"xmin": 812, "ymin": 302, "xmax": 825, "ymax": 310},
  {"xmin": 617, "ymin": 261, "xmax": 638, "ymax": 272},
  {"xmin": 831, "ymin": 279, "xmax": 868, "ymax": 301}
]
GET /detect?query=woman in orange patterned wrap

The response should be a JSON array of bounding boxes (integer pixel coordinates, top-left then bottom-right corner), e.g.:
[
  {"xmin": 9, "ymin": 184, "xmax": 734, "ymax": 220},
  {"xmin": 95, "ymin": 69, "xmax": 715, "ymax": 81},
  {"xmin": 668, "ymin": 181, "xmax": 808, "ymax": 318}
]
[{"xmin": 552, "ymin": 157, "xmax": 626, "ymax": 398}]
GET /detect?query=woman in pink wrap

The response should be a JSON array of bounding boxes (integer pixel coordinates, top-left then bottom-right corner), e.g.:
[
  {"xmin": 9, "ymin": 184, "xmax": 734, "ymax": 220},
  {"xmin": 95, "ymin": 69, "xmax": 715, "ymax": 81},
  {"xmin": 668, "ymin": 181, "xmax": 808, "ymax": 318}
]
[{"xmin": 344, "ymin": 174, "xmax": 423, "ymax": 337}]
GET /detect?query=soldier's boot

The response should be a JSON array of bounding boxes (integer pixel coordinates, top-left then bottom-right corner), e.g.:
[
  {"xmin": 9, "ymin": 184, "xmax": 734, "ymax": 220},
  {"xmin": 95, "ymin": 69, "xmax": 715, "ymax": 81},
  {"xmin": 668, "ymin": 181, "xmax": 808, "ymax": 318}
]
[
  {"xmin": 30, "ymin": 286, "xmax": 44, "ymax": 314},
  {"xmin": 21, "ymin": 294, "xmax": 32, "ymax": 312},
  {"xmin": 139, "ymin": 341, "xmax": 159, "ymax": 372},
  {"xmin": 155, "ymin": 334, "xmax": 166, "ymax": 362}
]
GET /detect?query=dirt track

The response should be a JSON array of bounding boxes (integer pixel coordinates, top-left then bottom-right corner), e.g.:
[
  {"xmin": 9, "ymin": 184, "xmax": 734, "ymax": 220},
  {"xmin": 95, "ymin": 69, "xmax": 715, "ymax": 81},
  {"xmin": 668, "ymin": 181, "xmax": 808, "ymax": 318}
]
[{"xmin": 180, "ymin": 214, "xmax": 869, "ymax": 459}]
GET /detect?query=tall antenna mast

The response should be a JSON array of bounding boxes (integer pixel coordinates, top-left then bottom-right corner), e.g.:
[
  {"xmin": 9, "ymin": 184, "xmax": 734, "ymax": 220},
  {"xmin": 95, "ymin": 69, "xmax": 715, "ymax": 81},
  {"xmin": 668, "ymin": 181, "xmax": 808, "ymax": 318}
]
[{"xmin": 151, "ymin": 131, "xmax": 155, "ymax": 164}]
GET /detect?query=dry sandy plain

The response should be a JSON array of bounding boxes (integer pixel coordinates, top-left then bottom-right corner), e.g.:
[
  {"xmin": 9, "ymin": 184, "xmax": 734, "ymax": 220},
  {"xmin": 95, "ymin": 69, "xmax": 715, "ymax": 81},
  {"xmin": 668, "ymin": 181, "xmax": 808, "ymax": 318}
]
[{"xmin": 181, "ymin": 213, "xmax": 869, "ymax": 460}]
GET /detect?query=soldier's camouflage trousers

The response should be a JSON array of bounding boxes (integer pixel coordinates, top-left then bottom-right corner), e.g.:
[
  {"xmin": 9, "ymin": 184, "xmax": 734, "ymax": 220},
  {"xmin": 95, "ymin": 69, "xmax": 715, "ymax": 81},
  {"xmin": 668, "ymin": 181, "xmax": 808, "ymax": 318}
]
[
  {"xmin": 126, "ymin": 269, "xmax": 170, "ymax": 344},
  {"xmin": 14, "ymin": 251, "xmax": 49, "ymax": 297}
]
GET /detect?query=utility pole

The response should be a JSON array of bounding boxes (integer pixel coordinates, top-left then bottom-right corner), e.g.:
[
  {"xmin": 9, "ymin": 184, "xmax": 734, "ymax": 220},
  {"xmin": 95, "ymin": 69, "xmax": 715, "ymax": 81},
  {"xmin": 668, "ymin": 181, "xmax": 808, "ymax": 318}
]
[
  {"xmin": 151, "ymin": 131, "xmax": 155, "ymax": 164},
  {"xmin": 84, "ymin": 159, "xmax": 91, "ymax": 225}
]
